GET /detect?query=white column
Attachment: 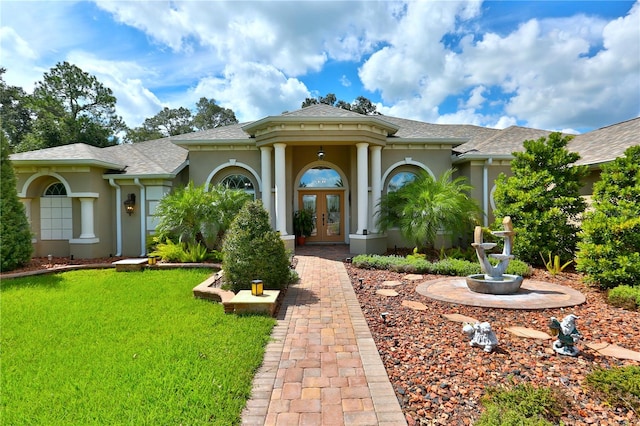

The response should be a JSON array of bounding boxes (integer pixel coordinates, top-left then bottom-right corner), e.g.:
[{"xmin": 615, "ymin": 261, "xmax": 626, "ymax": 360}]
[
  {"xmin": 356, "ymin": 142, "xmax": 369, "ymax": 235},
  {"xmin": 370, "ymin": 145, "xmax": 382, "ymax": 233},
  {"xmin": 274, "ymin": 143, "xmax": 288, "ymax": 235},
  {"xmin": 134, "ymin": 179, "xmax": 147, "ymax": 256},
  {"xmin": 260, "ymin": 146, "xmax": 273, "ymax": 223},
  {"xmin": 78, "ymin": 197, "xmax": 96, "ymax": 239}
]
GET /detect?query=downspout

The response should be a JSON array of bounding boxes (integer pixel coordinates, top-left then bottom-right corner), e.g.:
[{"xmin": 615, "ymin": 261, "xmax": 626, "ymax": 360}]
[
  {"xmin": 108, "ymin": 179, "xmax": 122, "ymax": 256},
  {"xmin": 483, "ymin": 158, "xmax": 493, "ymax": 227},
  {"xmin": 134, "ymin": 178, "xmax": 147, "ymax": 256}
]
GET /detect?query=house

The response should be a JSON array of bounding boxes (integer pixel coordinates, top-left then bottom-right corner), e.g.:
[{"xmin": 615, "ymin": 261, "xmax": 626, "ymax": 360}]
[{"xmin": 9, "ymin": 104, "xmax": 639, "ymax": 259}]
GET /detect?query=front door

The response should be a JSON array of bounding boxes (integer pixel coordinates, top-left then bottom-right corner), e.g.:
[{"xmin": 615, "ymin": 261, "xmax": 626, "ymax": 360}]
[{"xmin": 299, "ymin": 191, "xmax": 344, "ymax": 243}]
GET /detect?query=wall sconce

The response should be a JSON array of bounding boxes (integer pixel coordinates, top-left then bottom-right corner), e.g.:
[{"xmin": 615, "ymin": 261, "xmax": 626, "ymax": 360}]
[
  {"xmin": 124, "ymin": 193, "xmax": 136, "ymax": 216},
  {"xmin": 317, "ymin": 146, "xmax": 325, "ymax": 160},
  {"xmin": 251, "ymin": 279, "xmax": 264, "ymax": 296}
]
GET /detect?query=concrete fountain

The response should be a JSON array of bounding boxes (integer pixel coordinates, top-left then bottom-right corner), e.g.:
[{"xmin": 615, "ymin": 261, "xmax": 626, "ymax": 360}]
[{"xmin": 465, "ymin": 216, "xmax": 524, "ymax": 295}]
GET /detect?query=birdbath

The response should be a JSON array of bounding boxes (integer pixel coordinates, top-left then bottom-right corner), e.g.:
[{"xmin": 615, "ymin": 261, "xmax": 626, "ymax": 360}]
[{"xmin": 466, "ymin": 216, "xmax": 523, "ymax": 294}]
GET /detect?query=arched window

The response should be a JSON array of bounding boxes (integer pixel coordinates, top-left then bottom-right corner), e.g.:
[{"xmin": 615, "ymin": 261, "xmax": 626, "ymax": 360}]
[
  {"xmin": 44, "ymin": 182, "xmax": 67, "ymax": 196},
  {"xmin": 387, "ymin": 171, "xmax": 417, "ymax": 192},
  {"xmin": 221, "ymin": 174, "xmax": 255, "ymax": 197},
  {"xmin": 41, "ymin": 182, "xmax": 72, "ymax": 240},
  {"xmin": 299, "ymin": 167, "xmax": 343, "ymax": 188}
]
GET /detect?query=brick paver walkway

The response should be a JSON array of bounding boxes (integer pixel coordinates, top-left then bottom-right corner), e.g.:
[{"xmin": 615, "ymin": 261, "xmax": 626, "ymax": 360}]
[{"xmin": 241, "ymin": 250, "xmax": 406, "ymax": 425}]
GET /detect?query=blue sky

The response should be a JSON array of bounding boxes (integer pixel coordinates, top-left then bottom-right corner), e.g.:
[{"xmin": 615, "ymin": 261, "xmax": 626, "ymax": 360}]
[{"xmin": 1, "ymin": 1, "xmax": 638, "ymax": 134}]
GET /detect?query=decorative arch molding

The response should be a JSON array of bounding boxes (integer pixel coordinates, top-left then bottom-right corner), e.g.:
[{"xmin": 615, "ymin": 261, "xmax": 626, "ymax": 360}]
[
  {"xmin": 381, "ymin": 158, "xmax": 434, "ymax": 189},
  {"xmin": 18, "ymin": 171, "xmax": 99, "ymax": 199},
  {"xmin": 204, "ymin": 160, "xmax": 262, "ymax": 192},
  {"xmin": 294, "ymin": 160, "xmax": 349, "ymax": 191}
]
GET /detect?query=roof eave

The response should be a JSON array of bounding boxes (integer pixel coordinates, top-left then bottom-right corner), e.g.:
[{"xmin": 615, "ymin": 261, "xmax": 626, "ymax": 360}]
[
  {"xmin": 12, "ymin": 159, "xmax": 125, "ymax": 170},
  {"xmin": 242, "ymin": 115, "xmax": 400, "ymax": 136}
]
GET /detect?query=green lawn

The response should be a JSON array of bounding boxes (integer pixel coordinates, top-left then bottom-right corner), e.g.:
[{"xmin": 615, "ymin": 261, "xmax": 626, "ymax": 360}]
[{"xmin": 0, "ymin": 269, "xmax": 275, "ymax": 425}]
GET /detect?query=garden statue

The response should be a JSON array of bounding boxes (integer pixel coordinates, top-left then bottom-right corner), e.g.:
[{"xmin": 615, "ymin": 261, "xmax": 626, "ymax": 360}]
[
  {"xmin": 548, "ymin": 314, "xmax": 581, "ymax": 356},
  {"xmin": 466, "ymin": 216, "xmax": 524, "ymax": 294},
  {"xmin": 463, "ymin": 322, "xmax": 499, "ymax": 353}
]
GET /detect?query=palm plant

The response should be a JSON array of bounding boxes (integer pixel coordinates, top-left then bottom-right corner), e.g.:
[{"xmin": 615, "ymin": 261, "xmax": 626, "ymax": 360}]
[
  {"xmin": 154, "ymin": 182, "xmax": 251, "ymax": 249},
  {"xmin": 376, "ymin": 169, "xmax": 482, "ymax": 250}
]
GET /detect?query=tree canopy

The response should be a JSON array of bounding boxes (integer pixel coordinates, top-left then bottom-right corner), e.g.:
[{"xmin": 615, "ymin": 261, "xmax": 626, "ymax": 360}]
[
  {"xmin": 301, "ymin": 93, "xmax": 380, "ymax": 115},
  {"xmin": 15, "ymin": 62, "xmax": 126, "ymax": 152},
  {"xmin": 125, "ymin": 97, "xmax": 238, "ymax": 143}
]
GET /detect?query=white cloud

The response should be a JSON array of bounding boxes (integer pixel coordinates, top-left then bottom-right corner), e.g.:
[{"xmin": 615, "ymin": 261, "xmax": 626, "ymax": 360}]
[{"xmin": 189, "ymin": 62, "xmax": 310, "ymax": 122}]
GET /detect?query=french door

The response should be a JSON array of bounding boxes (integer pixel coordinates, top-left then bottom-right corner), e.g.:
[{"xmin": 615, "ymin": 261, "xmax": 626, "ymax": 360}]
[{"xmin": 299, "ymin": 191, "xmax": 344, "ymax": 242}]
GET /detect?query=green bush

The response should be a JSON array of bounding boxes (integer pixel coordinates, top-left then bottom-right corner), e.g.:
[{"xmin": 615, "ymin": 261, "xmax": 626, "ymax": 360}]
[
  {"xmin": 222, "ymin": 200, "xmax": 291, "ymax": 292},
  {"xmin": 351, "ymin": 254, "xmax": 531, "ymax": 277},
  {"xmin": 475, "ymin": 383, "xmax": 566, "ymax": 426},
  {"xmin": 492, "ymin": 132, "xmax": 587, "ymax": 265},
  {"xmin": 150, "ymin": 239, "xmax": 214, "ymax": 263},
  {"xmin": 576, "ymin": 146, "xmax": 640, "ymax": 289},
  {"xmin": 1, "ymin": 134, "xmax": 33, "ymax": 271},
  {"xmin": 585, "ymin": 366, "xmax": 640, "ymax": 413},
  {"xmin": 607, "ymin": 285, "xmax": 640, "ymax": 311}
]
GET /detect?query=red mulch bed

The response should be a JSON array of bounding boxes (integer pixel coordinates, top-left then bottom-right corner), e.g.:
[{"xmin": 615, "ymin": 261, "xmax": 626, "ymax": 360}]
[{"xmin": 345, "ymin": 264, "xmax": 639, "ymax": 425}]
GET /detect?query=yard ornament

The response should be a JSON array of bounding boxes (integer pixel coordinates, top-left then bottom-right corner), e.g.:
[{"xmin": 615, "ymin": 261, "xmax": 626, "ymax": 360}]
[
  {"xmin": 548, "ymin": 314, "xmax": 581, "ymax": 356},
  {"xmin": 463, "ymin": 322, "xmax": 499, "ymax": 353}
]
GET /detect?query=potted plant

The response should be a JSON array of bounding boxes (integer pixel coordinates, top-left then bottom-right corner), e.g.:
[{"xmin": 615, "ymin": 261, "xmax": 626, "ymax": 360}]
[{"xmin": 293, "ymin": 209, "xmax": 314, "ymax": 246}]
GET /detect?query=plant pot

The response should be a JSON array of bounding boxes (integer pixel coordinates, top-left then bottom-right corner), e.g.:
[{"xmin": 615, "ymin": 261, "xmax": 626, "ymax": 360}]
[{"xmin": 296, "ymin": 236, "xmax": 306, "ymax": 246}]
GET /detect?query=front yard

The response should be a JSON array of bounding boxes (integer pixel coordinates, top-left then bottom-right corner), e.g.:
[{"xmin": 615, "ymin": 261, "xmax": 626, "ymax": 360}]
[{"xmin": 0, "ymin": 269, "xmax": 275, "ymax": 425}]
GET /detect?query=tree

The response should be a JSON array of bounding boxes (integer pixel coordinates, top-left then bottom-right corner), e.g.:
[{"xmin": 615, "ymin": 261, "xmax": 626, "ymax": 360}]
[
  {"xmin": 153, "ymin": 182, "xmax": 250, "ymax": 249},
  {"xmin": 1, "ymin": 133, "xmax": 33, "ymax": 271},
  {"xmin": 222, "ymin": 200, "xmax": 291, "ymax": 292},
  {"xmin": 17, "ymin": 62, "xmax": 125, "ymax": 151},
  {"xmin": 301, "ymin": 92, "xmax": 380, "ymax": 115},
  {"xmin": 0, "ymin": 68, "xmax": 32, "ymax": 150},
  {"xmin": 126, "ymin": 107, "xmax": 193, "ymax": 143},
  {"xmin": 576, "ymin": 146, "xmax": 640, "ymax": 289},
  {"xmin": 193, "ymin": 97, "xmax": 238, "ymax": 130},
  {"xmin": 492, "ymin": 132, "xmax": 588, "ymax": 265},
  {"xmin": 376, "ymin": 169, "xmax": 482, "ymax": 250}
]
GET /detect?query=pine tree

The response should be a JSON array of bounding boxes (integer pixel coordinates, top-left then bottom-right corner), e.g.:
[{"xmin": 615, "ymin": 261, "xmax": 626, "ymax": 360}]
[
  {"xmin": 492, "ymin": 132, "xmax": 587, "ymax": 265},
  {"xmin": 1, "ymin": 133, "xmax": 33, "ymax": 271}
]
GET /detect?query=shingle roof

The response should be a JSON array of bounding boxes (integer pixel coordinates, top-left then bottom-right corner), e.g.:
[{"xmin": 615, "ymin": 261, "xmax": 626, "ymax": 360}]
[
  {"xmin": 283, "ymin": 103, "xmax": 368, "ymax": 118},
  {"xmin": 456, "ymin": 126, "xmax": 554, "ymax": 157},
  {"xmin": 171, "ymin": 122, "xmax": 251, "ymax": 142},
  {"xmin": 103, "ymin": 138, "xmax": 188, "ymax": 176},
  {"xmin": 11, "ymin": 139, "xmax": 188, "ymax": 177},
  {"xmin": 569, "ymin": 117, "xmax": 640, "ymax": 166},
  {"xmin": 10, "ymin": 143, "xmax": 125, "ymax": 169}
]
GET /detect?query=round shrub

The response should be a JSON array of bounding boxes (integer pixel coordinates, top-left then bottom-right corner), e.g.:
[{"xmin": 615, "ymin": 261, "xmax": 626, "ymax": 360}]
[{"xmin": 222, "ymin": 200, "xmax": 290, "ymax": 292}]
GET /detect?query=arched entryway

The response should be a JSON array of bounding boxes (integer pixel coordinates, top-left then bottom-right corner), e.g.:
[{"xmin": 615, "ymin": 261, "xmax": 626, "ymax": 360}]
[{"xmin": 296, "ymin": 165, "xmax": 348, "ymax": 243}]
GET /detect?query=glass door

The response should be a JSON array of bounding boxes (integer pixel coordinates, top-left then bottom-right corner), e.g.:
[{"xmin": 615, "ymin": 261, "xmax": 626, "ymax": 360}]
[{"xmin": 299, "ymin": 191, "xmax": 343, "ymax": 242}]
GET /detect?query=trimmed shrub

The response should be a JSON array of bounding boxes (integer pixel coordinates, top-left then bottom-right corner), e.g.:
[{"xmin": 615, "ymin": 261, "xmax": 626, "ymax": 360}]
[
  {"xmin": 576, "ymin": 146, "xmax": 640, "ymax": 289},
  {"xmin": 222, "ymin": 200, "xmax": 291, "ymax": 292},
  {"xmin": 476, "ymin": 383, "xmax": 566, "ymax": 426},
  {"xmin": 351, "ymin": 254, "xmax": 531, "ymax": 277},
  {"xmin": 1, "ymin": 134, "xmax": 33, "ymax": 271},
  {"xmin": 607, "ymin": 285, "xmax": 640, "ymax": 311},
  {"xmin": 585, "ymin": 366, "xmax": 640, "ymax": 413}
]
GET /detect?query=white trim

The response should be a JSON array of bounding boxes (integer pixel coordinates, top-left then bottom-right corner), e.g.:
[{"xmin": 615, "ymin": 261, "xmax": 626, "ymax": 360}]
[
  {"xmin": 204, "ymin": 161, "xmax": 262, "ymax": 192},
  {"xmin": 381, "ymin": 159, "xmax": 434, "ymax": 190},
  {"xmin": 134, "ymin": 178, "xmax": 147, "ymax": 257},
  {"xmin": 108, "ymin": 179, "xmax": 123, "ymax": 256},
  {"xmin": 69, "ymin": 238, "xmax": 100, "ymax": 244}
]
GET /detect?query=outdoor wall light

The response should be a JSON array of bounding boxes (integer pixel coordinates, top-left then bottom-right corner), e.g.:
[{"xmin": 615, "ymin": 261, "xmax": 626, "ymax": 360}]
[
  {"xmin": 317, "ymin": 146, "xmax": 325, "ymax": 160},
  {"xmin": 124, "ymin": 193, "xmax": 136, "ymax": 216},
  {"xmin": 251, "ymin": 279, "xmax": 264, "ymax": 296}
]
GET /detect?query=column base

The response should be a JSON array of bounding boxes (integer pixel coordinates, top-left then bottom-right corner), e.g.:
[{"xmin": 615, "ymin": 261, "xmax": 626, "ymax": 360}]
[{"xmin": 349, "ymin": 233, "xmax": 387, "ymax": 255}]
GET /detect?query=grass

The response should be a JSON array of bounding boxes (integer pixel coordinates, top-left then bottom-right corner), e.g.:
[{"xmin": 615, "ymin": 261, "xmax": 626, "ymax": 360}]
[{"xmin": 0, "ymin": 269, "xmax": 275, "ymax": 425}]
